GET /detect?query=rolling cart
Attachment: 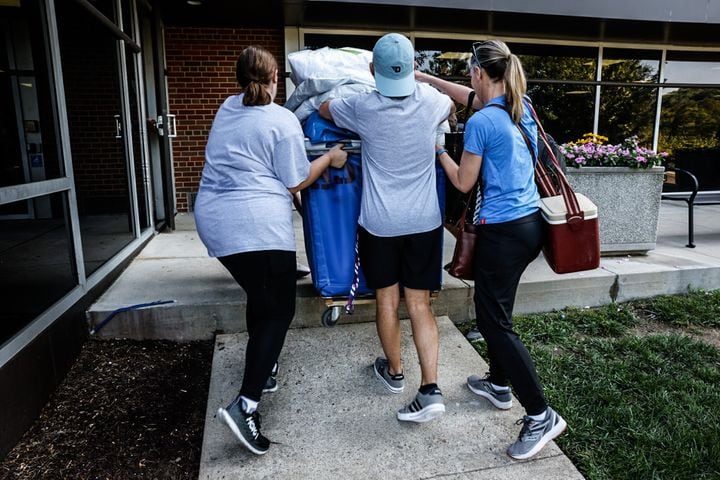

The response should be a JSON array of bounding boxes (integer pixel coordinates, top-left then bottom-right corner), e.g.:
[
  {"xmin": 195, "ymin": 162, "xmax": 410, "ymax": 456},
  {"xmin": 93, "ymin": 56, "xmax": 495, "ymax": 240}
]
[
  {"xmin": 299, "ymin": 113, "xmax": 446, "ymax": 327},
  {"xmin": 301, "ymin": 139, "xmax": 373, "ymax": 326}
]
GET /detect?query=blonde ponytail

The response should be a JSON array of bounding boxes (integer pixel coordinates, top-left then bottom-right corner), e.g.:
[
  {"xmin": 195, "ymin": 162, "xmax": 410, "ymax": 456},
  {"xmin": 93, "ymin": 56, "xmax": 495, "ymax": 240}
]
[
  {"xmin": 504, "ymin": 53, "xmax": 527, "ymax": 124},
  {"xmin": 472, "ymin": 40, "xmax": 527, "ymax": 123}
]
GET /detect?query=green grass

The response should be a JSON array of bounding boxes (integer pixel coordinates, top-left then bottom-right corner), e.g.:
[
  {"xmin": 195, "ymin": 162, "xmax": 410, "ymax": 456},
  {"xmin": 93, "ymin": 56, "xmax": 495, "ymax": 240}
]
[
  {"xmin": 633, "ymin": 289, "xmax": 720, "ymax": 328},
  {"xmin": 464, "ymin": 291, "xmax": 720, "ymax": 480}
]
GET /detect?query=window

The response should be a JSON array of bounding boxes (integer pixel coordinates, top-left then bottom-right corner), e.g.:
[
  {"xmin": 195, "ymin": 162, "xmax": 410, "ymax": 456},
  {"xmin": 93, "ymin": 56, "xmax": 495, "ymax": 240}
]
[
  {"xmin": 659, "ymin": 52, "xmax": 720, "ymax": 190},
  {"xmin": 303, "ymin": 33, "xmax": 380, "ymax": 51},
  {"xmin": 513, "ymin": 43, "xmax": 597, "ymax": 81},
  {"xmin": 664, "ymin": 51, "xmax": 720, "ymax": 84},
  {"xmin": 527, "ymin": 83, "xmax": 595, "ymax": 143},
  {"xmin": 0, "ymin": 192, "xmax": 77, "ymax": 346},
  {"xmin": 514, "ymin": 43, "xmax": 598, "ymax": 143},
  {"xmin": 599, "ymin": 86, "xmax": 657, "ymax": 144},
  {"xmin": 0, "ymin": 2, "xmax": 64, "ymax": 189},
  {"xmin": 603, "ymin": 48, "xmax": 661, "ymax": 83},
  {"xmin": 56, "ymin": 0, "xmax": 136, "ymax": 275}
]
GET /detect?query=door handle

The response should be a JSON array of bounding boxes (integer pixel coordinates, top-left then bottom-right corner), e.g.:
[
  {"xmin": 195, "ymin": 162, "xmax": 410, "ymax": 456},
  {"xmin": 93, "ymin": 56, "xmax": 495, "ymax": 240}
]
[
  {"xmin": 114, "ymin": 114, "xmax": 122, "ymax": 139},
  {"xmin": 167, "ymin": 114, "xmax": 177, "ymax": 138},
  {"xmin": 157, "ymin": 114, "xmax": 178, "ymax": 138}
]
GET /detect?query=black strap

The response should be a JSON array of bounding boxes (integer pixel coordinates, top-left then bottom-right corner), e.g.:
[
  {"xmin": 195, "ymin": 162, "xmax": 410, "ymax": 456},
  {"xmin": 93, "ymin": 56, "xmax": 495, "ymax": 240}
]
[
  {"xmin": 486, "ymin": 103, "xmax": 536, "ymax": 167},
  {"xmin": 457, "ymin": 90, "xmax": 476, "ymax": 133},
  {"xmin": 453, "ymin": 90, "xmax": 478, "ymax": 227}
]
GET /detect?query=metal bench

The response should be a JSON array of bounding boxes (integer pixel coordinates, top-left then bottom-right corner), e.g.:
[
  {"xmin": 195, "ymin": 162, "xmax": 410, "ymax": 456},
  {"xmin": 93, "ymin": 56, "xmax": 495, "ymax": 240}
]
[{"xmin": 661, "ymin": 168, "xmax": 720, "ymax": 248}]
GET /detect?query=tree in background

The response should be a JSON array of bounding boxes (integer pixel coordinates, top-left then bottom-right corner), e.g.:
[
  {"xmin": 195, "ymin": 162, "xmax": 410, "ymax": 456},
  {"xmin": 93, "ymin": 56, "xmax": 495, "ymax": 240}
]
[
  {"xmin": 660, "ymin": 88, "xmax": 720, "ymax": 153},
  {"xmin": 418, "ymin": 49, "xmax": 719, "ymax": 160}
]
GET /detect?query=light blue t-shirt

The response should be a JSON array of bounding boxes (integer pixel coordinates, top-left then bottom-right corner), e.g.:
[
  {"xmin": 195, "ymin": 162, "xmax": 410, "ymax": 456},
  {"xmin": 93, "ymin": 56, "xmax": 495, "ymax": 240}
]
[
  {"xmin": 329, "ymin": 83, "xmax": 452, "ymax": 236},
  {"xmin": 464, "ymin": 95, "xmax": 540, "ymax": 224},
  {"xmin": 194, "ymin": 94, "xmax": 309, "ymax": 257}
]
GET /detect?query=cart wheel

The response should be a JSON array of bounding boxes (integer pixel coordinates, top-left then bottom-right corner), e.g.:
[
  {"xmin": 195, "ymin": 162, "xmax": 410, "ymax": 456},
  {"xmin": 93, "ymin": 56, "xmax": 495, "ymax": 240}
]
[{"xmin": 321, "ymin": 306, "xmax": 342, "ymax": 327}]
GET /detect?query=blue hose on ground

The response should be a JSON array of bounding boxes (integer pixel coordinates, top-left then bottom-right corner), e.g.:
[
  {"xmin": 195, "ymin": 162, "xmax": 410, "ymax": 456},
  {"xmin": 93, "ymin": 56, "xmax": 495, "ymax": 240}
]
[{"xmin": 90, "ymin": 300, "xmax": 176, "ymax": 335}]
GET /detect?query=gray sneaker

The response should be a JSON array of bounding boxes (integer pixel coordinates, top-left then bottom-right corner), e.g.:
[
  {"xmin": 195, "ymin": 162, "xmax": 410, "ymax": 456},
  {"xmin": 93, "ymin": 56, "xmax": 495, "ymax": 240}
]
[
  {"xmin": 507, "ymin": 407, "xmax": 567, "ymax": 460},
  {"xmin": 373, "ymin": 357, "xmax": 404, "ymax": 393},
  {"xmin": 466, "ymin": 327, "xmax": 483, "ymax": 341},
  {"xmin": 397, "ymin": 386, "xmax": 446, "ymax": 423},
  {"xmin": 467, "ymin": 374, "xmax": 513, "ymax": 410}
]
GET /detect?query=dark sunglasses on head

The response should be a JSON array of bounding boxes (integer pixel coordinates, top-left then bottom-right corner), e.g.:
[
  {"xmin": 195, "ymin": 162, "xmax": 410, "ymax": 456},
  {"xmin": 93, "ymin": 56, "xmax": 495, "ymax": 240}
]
[{"xmin": 471, "ymin": 41, "xmax": 490, "ymax": 67}]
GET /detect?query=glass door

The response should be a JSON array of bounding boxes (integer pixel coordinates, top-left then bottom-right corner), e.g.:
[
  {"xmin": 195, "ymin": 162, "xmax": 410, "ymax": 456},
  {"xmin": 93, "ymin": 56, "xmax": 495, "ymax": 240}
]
[
  {"xmin": 136, "ymin": 1, "xmax": 168, "ymax": 227},
  {"xmin": 55, "ymin": 0, "xmax": 135, "ymax": 276}
]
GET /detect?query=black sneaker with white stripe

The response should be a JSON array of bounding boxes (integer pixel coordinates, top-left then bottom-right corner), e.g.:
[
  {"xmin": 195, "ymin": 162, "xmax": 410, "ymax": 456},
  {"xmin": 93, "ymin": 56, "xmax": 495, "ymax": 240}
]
[
  {"xmin": 217, "ymin": 396, "xmax": 270, "ymax": 455},
  {"xmin": 397, "ymin": 386, "xmax": 445, "ymax": 423}
]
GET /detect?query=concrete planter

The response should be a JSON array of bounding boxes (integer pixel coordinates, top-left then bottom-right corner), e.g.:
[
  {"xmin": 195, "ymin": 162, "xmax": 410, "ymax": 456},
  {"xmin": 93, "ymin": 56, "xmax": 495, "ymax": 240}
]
[{"xmin": 565, "ymin": 166, "xmax": 665, "ymax": 254}]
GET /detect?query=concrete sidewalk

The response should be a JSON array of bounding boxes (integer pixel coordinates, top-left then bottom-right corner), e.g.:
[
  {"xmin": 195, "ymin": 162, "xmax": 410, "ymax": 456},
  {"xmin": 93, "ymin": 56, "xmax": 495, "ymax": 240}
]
[
  {"xmin": 85, "ymin": 201, "xmax": 720, "ymax": 479},
  {"xmin": 87, "ymin": 201, "xmax": 720, "ymax": 339},
  {"xmin": 200, "ymin": 317, "xmax": 583, "ymax": 480}
]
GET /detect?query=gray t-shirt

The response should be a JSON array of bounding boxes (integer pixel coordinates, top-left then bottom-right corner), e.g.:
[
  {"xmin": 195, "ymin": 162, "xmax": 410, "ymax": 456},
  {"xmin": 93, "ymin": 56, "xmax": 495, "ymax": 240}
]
[
  {"xmin": 194, "ymin": 94, "xmax": 309, "ymax": 257},
  {"xmin": 329, "ymin": 83, "xmax": 452, "ymax": 236}
]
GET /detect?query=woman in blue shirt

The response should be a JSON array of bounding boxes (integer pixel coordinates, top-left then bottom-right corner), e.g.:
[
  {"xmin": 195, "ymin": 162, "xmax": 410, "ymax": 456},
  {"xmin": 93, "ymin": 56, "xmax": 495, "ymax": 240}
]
[{"xmin": 416, "ymin": 40, "xmax": 566, "ymax": 460}]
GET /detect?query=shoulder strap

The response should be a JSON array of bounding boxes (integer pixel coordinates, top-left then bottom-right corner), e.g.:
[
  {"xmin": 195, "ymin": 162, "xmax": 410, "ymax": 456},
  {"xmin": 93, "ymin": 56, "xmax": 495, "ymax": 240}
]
[
  {"xmin": 457, "ymin": 90, "xmax": 476, "ymax": 133},
  {"xmin": 489, "ymin": 102, "xmax": 584, "ymax": 222}
]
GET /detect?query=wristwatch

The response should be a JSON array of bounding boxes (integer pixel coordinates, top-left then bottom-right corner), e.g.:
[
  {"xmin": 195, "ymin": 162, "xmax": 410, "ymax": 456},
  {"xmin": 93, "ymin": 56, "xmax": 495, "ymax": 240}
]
[{"xmin": 436, "ymin": 147, "xmax": 448, "ymax": 157}]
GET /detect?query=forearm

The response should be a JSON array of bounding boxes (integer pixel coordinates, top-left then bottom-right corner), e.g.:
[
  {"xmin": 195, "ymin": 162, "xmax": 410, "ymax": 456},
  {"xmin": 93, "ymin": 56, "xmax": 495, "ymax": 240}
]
[
  {"xmin": 437, "ymin": 150, "xmax": 464, "ymax": 192},
  {"xmin": 437, "ymin": 148, "xmax": 480, "ymax": 193},
  {"xmin": 288, "ymin": 155, "xmax": 331, "ymax": 193},
  {"xmin": 416, "ymin": 71, "xmax": 482, "ymax": 109}
]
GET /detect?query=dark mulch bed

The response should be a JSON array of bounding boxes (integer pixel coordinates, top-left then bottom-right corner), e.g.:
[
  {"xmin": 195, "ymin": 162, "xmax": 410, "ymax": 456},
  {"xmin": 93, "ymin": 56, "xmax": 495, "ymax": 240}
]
[{"xmin": 0, "ymin": 339, "xmax": 213, "ymax": 480}]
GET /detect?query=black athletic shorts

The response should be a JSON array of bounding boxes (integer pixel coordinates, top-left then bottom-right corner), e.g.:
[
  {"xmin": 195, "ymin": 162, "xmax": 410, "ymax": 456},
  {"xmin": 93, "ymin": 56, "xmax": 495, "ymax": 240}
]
[{"xmin": 358, "ymin": 225, "xmax": 443, "ymax": 291}]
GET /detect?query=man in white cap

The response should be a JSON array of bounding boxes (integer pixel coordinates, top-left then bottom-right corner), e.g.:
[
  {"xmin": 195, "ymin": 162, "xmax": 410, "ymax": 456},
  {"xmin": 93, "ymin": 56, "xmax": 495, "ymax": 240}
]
[{"xmin": 320, "ymin": 33, "xmax": 452, "ymax": 423}]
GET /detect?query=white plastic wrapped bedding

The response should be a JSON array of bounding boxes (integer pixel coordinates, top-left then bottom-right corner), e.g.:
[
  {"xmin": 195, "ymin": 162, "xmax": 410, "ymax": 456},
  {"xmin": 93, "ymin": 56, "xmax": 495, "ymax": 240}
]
[
  {"xmin": 285, "ymin": 47, "xmax": 377, "ymax": 121},
  {"xmin": 284, "ymin": 45, "xmax": 451, "ymax": 140},
  {"xmin": 286, "ymin": 80, "xmax": 375, "ymax": 122},
  {"xmin": 287, "ymin": 47, "xmax": 374, "ymax": 86}
]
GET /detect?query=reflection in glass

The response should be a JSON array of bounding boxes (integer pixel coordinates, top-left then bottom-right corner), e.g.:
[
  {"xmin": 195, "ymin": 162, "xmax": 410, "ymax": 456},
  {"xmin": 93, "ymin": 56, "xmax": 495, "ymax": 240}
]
[
  {"xmin": 512, "ymin": 44, "xmax": 597, "ymax": 81},
  {"xmin": 0, "ymin": 2, "xmax": 63, "ymax": 189},
  {"xmin": 527, "ymin": 83, "xmax": 594, "ymax": 144},
  {"xmin": 664, "ymin": 52, "xmax": 720, "ymax": 84},
  {"xmin": 659, "ymin": 87, "xmax": 720, "ymax": 190},
  {"xmin": 415, "ymin": 38, "xmax": 473, "ymax": 79},
  {"xmin": 416, "ymin": 50, "xmax": 470, "ymax": 78},
  {"xmin": 56, "ymin": 0, "xmax": 134, "ymax": 276},
  {"xmin": 0, "ymin": 193, "xmax": 77, "ymax": 346},
  {"xmin": 599, "ymin": 86, "xmax": 656, "ymax": 145},
  {"xmin": 602, "ymin": 48, "xmax": 660, "ymax": 83}
]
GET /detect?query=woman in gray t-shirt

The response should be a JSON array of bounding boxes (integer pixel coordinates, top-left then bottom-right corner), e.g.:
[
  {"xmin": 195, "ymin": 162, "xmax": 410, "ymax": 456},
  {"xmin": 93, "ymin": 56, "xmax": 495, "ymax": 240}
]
[{"xmin": 195, "ymin": 46, "xmax": 346, "ymax": 456}]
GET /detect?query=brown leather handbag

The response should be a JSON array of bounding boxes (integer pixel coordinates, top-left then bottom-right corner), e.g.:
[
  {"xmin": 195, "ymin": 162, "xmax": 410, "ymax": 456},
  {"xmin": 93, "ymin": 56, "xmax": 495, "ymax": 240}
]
[
  {"xmin": 443, "ymin": 91, "xmax": 477, "ymax": 229},
  {"xmin": 447, "ymin": 195, "xmax": 479, "ymax": 280}
]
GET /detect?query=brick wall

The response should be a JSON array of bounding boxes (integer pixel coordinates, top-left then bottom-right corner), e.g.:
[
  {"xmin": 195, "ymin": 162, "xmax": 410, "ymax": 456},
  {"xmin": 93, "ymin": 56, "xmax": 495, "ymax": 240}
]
[
  {"xmin": 164, "ymin": 27, "xmax": 287, "ymax": 212},
  {"xmin": 58, "ymin": 3, "xmax": 130, "ymax": 215}
]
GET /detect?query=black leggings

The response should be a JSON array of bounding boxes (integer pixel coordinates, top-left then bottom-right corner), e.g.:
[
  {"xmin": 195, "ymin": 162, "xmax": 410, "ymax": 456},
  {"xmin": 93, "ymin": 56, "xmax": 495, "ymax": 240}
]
[
  {"xmin": 218, "ymin": 250, "xmax": 296, "ymax": 402},
  {"xmin": 473, "ymin": 210, "xmax": 547, "ymax": 415}
]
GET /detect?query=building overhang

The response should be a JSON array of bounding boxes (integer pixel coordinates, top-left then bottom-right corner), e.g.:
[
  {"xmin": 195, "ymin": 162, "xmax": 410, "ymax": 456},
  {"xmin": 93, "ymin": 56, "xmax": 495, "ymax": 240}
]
[
  {"xmin": 306, "ymin": 0, "xmax": 720, "ymax": 24},
  {"xmin": 158, "ymin": 0, "xmax": 720, "ymax": 47}
]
